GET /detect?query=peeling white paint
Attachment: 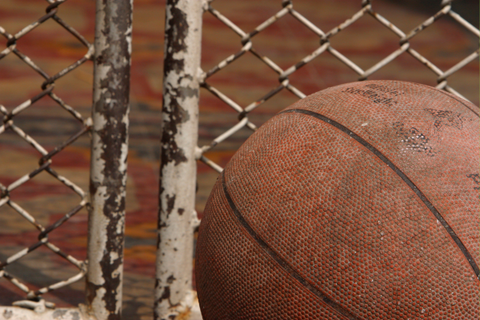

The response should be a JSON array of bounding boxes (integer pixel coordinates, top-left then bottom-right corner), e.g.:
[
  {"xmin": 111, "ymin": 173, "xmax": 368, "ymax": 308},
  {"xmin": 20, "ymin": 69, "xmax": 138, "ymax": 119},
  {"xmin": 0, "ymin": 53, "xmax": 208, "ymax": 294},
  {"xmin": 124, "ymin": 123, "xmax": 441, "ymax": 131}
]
[
  {"xmin": 87, "ymin": 185, "xmax": 109, "ymax": 286},
  {"xmin": 91, "ymin": 111, "xmax": 109, "ymax": 131},
  {"xmin": 155, "ymin": 1, "xmax": 203, "ymax": 319},
  {"xmin": 0, "ymin": 306, "xmax": 96, "ymax": 320},
  {"xmin": 90, "ymin": 288, "xmax": 108, "ymax": 320},
  {"xmin": 89, "ymin": 135, "xmax": 106, "ymax": 187},
  {"xmin": 110, "ymin": 251, "xmax": 119, "ymax": 263},
  {"xmin": 87, "ymin": 1, "xmax": 132, "ymax": 319},
  {"xmin": 125, "ymin": 25, "xmax": 133, "ymax": 53}
]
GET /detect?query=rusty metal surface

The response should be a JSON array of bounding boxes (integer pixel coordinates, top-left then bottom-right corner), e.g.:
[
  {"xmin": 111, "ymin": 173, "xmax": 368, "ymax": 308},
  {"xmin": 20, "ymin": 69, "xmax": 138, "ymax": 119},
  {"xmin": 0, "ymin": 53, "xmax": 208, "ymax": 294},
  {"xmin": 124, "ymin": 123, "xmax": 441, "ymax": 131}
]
[
  {"xmin": 86, "ymin": 0, "xmax": 133, "ymax": 319},
  {"xmin": 0, "ymin": 305, "xmax": 95, "ymax": 320},
  {"xmin": 155, "ymin": 0, "xmax": 203, "ymax": 319}
]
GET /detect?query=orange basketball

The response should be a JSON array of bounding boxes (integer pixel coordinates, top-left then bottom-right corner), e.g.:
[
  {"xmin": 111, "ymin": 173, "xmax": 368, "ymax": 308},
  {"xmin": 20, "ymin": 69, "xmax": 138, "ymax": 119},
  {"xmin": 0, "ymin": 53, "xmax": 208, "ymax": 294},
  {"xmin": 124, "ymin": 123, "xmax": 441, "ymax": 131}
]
[{"xmin": 195, "ymin": 81, "xmax": 479, "ymax": 319}]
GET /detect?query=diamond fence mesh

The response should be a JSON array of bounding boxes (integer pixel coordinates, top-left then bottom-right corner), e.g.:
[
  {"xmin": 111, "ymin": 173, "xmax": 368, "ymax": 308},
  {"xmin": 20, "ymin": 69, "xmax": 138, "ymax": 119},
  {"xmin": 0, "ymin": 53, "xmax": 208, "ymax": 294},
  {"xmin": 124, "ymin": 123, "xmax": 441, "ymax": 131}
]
[
  {"xmin": 157, "ymin": 0, "xmax": 478, "ymax": 318},
  {"xmin": 0, "ymin": 0, "xmax": 93, "ymax": 306},
  {"xmin": 0, "ymin": 0, "xmax": 478, "ymax": 319},
  {"xmin": 196, "ymin": 0, "xmax": 479, "ymax": 177},
  {"xmin": 0, "ymin": 0, "xmax": 132, "ymax": 319}
]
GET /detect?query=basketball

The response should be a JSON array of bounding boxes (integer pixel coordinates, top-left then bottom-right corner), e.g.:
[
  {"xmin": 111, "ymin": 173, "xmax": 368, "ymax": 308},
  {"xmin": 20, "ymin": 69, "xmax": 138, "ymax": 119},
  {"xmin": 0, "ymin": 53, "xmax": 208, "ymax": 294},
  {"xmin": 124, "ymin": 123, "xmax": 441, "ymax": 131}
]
[{"xmin": 195, "ymin": 80, "xmax": 479, "ymax": 319}]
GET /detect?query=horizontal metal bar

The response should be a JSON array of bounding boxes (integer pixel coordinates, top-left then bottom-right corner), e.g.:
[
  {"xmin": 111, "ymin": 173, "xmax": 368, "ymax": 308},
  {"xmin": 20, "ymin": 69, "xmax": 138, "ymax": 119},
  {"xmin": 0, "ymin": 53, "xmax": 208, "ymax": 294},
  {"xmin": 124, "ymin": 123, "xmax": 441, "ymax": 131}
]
[{"xmin": 0, "ymin": 306, "xmax": 95, "ymax": 320}]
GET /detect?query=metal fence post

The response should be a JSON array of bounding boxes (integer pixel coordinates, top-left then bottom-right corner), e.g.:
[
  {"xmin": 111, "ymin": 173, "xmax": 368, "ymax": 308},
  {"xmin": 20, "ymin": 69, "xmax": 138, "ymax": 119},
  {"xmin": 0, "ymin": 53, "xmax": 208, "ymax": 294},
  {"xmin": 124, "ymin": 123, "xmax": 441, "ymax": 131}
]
[
  {"xmin": 86, "ymin": 0, "xmax": 133, "ymax": 319},
  {"xmin": 155, "ymin": 0, "xmax": 203, "ymax": 319}
]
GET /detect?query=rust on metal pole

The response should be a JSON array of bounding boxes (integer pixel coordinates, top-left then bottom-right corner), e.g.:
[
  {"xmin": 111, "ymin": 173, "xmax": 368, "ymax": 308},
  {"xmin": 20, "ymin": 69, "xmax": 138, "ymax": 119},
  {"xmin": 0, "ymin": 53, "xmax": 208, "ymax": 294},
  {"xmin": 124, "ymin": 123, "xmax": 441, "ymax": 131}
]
[
  {"xmin": 86, "ymin": 0, "xmax": 132, "ymax": 319},
  {"xmin": 155, "ymin": 0, "xmax": 203, "ymax": 319}
]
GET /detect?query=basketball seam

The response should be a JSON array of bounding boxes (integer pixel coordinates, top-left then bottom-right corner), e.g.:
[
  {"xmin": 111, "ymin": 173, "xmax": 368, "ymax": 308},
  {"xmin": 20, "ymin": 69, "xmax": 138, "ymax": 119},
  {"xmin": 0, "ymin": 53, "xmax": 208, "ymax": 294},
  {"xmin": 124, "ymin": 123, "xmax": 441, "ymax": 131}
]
[
  {"xmin": 221, "ymin": 172, "xmax": 361, "ymax": 320},
  {"xmin": 282, "ymin": 108, "xmax": 480, "ymax": 281}
]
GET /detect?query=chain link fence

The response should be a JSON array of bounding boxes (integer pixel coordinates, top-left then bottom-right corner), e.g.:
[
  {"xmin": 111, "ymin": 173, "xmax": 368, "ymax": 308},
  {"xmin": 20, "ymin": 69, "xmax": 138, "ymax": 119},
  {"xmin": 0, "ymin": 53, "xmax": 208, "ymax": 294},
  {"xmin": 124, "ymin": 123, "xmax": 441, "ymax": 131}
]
[
  {"xmin": 0, "ymin": 0, "xmax": 93, "ymax": 306},
  {"xmin": 160, "ymin": 0, "xmax": 478, "ymax": 318},
  {"xmin": 196, "ymin": 0, "xmax": 479, "ymax": 174},
  {"xmin": 0, "ymin": 0, "xmax": 131, "ymax": 319},
  {"xmin": 0, "ymin": 0, "xmax": 478, "ymax": 319}
]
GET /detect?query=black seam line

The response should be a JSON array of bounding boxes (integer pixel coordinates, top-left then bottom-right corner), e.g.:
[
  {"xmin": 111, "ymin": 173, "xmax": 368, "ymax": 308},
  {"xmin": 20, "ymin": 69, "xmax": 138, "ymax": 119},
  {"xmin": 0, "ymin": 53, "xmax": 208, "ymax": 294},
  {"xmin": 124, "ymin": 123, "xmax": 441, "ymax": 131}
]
[
  {"xmin": 221, "ymin": 172, "xmax": 360, "ymax": 320},
  {"xmin": 282, "ymin": 108, "xmax": 480, "ymax": 280}
]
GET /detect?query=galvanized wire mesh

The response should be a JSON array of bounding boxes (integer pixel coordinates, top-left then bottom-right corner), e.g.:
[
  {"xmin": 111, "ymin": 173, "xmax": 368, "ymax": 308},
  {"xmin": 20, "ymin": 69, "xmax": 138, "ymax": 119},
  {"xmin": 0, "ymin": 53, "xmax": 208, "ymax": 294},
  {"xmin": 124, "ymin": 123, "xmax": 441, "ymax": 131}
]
[
  {"xmin": 0, "ymin": 0, "xmax": 478, "ymax": 318},
  {"xmin": 196, "ymin": 0, "xmax": 479, "ymax": 173},
  {"xmin": 0, "ymin": 0, "xmax": 92, "ymax": 305}
]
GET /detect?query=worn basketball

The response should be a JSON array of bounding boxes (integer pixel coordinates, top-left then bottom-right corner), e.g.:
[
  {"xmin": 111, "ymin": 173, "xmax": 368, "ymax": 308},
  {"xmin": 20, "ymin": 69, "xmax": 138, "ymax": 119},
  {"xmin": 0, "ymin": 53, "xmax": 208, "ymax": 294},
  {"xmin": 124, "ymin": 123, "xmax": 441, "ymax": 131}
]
[{"xmin": 195, "ymin": 80, "xmax": 480, "ymax": 319}]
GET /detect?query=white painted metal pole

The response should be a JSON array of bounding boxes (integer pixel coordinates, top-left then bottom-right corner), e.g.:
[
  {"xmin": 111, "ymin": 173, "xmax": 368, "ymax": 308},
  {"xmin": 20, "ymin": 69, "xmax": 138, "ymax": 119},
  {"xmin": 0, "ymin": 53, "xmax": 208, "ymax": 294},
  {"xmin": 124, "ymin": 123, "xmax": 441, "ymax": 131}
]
[
  {"xmin": 155, "ymin": 0, "xmax": 203, "ymax": 319},
  {"xmin": 86, "ymin": 0, "xmax": 133, "ymax": 319}
]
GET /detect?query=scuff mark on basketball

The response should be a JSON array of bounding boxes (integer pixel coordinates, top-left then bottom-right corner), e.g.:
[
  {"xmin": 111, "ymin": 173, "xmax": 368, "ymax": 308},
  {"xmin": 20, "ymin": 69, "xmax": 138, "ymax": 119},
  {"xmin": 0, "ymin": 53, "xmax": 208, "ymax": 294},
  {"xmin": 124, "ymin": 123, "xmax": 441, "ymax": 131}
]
[
  {"xmin": 393, "ymin": 122, "xmax": 436, "ymax": 157},
  {"xmin": 424, "ymin": 108, "xmax": 465, "ymax": 131}
]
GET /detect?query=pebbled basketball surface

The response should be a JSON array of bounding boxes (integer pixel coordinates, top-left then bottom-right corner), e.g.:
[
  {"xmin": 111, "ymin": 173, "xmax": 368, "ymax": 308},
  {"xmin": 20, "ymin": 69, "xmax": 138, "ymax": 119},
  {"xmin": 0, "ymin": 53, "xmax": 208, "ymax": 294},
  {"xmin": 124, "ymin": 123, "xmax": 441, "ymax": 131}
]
[{"xmin": 195, "ymin": 80, "xmax": 480, "ymax": 319}]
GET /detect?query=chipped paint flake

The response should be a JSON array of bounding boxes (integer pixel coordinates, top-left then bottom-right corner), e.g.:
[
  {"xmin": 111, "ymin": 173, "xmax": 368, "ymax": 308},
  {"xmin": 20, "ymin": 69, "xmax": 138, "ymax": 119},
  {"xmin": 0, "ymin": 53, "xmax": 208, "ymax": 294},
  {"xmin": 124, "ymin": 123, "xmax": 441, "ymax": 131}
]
[
  {"xmin": 86, "ymin": 0, "xmax": 132, "ymax": 319},
  {"xmin": 155, "ymin": 1, "xmax": 203, "ymax": 319}
]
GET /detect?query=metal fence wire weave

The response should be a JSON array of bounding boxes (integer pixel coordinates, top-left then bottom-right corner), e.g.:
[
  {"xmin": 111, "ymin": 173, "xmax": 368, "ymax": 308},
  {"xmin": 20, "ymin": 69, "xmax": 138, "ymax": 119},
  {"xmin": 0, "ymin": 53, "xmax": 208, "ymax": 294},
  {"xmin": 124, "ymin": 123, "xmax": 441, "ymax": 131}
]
[
  {"xmin": 196, "ymin": 0, "xmax": 479, "ymax": 173},
  {"xmin": 0, "ymin": 0, "xmax": 93, "ymax": 306},
  {"xmin": 0, "ymin": 0, "xmax": 478, "ymax": 319}
]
